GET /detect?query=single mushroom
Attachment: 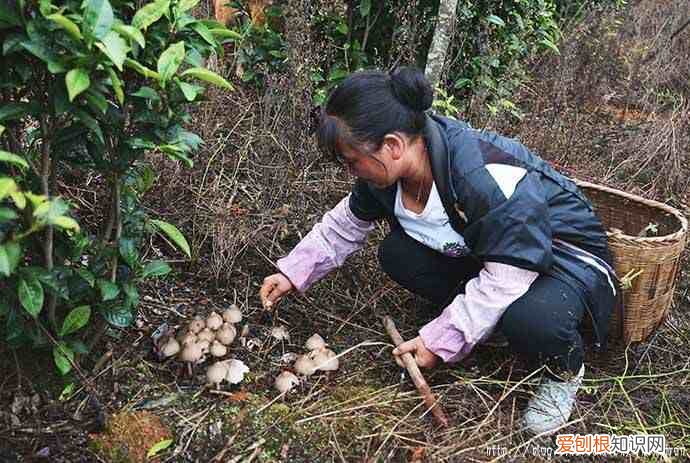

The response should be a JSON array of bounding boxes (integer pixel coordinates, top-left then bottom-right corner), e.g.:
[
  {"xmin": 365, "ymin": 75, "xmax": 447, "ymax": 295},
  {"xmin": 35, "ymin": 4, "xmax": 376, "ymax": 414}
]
[
  {"xmin": 179, "ymin": 332, "xmax": 198, "ymax": 346},
  {"xmin": 179, "ymin": 342, "xmax": 204, "ymax": 376},
  {"xmin": 210, "ymin": 340, "xmax": 227, "ymax": 357},
  {"xmin": 274, "ymin": 371, "xmax": 300, "ymax": 394},
  {"xmin": 161, "ymin": 337, "xmax": 180, "ymax": 358},
  {"xmin": 224, "ymin": 359, "xmax": 250, "ymax": 384},
  {"xmin": 270, "ymin": 325, "xmax": 290, "ymax": 342},
  {"xmin": 206, "ymin": 311, "xmax": 223, "ymax": 330},
  {"xmin": 294, "ymin": 354, "xmax": 317, "ymax": 376},
  {"xmin": 310, "ymin": 348, "xmax": 339, "ymax": 371},
  {"xmin": 197, "ymin": 328, "xmax": 216, "ymax": 343},
  {"xmin": 206, "ymin": 361, "xmax": 229, "ymax": 388},
  {"xmin": 222, "ymin": 304, "xmax": 243, "ymax": 324},
  {"xmin": 188, "ymin": 317, "xmax": 206, "ymax": 334},
  {"xmin": 305, "ymin": 334, "xmax": 327, "ymax": 350},
  {"xmin": 216, "ymin": 323, "xmax": 237, "ymax": 346},
  {"xmin": 197, "ymin": 339, "xmax": 211, "ymax": 354}
]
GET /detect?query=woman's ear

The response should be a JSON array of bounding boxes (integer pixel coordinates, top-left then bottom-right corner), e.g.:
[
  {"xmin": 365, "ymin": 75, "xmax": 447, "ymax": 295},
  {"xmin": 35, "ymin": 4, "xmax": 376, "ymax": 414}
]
[{"xmin": 382, "ymin": 133, "xmax": 407, "ymax": 161}]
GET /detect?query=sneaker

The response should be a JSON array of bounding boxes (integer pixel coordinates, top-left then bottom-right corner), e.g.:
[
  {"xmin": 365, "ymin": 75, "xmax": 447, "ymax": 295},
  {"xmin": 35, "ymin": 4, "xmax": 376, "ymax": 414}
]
[{"xmin": 522, "ymin": 364, "xmax": 585, "ymax": 435}]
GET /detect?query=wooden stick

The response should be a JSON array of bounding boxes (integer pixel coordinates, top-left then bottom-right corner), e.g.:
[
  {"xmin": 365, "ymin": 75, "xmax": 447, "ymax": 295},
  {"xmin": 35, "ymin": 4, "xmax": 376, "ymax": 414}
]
[{"xmin": 382, "ymin": 316, "xmax": 450, "ymax": 428}]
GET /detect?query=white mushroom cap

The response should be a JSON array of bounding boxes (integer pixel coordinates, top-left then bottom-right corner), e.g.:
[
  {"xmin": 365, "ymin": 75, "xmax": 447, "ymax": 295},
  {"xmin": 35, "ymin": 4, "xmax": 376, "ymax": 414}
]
[
  {"xmin": 305, "ymin": 334, "xmax": 327, "ymax": 350},
  {"xmin": 161, "ymin": 338, "xmax": 180, "ymax": 358},
  {"xmin": 197, "ymin": 328, "xmax": 216, "ymax": 343},
  {"xmin": 216, "ymin": 324, "xmax": 237, "ymax": 346},
  {"xmin": 224, "ymin": 359, "xmax": 250, "ymax": 384},
  {"xmin": 222, "ymin": 305, "xmax": 243, "ymax": 324},
  {"xmin": 179, "ymin": 332, "xmax": 197, "ymax": 346},
  {"xmin": 206, "ymin": 361, "xmax": 229, "ymax": 386},
  {"xmin": 294, "ymin": 354, "xmax": 317, "ymax": 376},
  {"xmin": 206, "ymin": 311, "xmax": 223, "ymax": 330},
  {"xmin": 271, "ymin": 325, "xmax": 290, "ymax": 341},
  {"xmin": 189, "ymin": 317, "xmax": 205, "ymax": 334},
  {"xmin": 210, "ymin": 340, "xmax": 227, "ymax": 357},
  {"xmin": 197, "ymin": 339, "xmax": 211, "ymax": 354},
  {"xmin": 310, "ymin": 348, "xmax": 339, "ymax": 371},
  {"xmin": 274, "ymin": 371, "xmax": 299, "ymax": 393},
  {"xmin": 179, "ymin": 343, "xmax": 203, "ymax": 363}
]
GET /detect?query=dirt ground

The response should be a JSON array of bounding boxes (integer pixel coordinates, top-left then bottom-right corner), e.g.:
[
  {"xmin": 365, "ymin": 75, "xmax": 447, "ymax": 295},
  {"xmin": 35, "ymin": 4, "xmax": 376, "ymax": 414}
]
[{"xmin": 1, "ymin": 0, "xmax": 689, "ymax": 462}]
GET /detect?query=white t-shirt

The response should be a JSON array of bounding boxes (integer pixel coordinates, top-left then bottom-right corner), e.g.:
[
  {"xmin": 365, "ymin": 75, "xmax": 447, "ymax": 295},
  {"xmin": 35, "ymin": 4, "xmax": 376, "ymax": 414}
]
[{"xmin": 394, "ymin": 180, "xmax": 471, "ymax": 257}]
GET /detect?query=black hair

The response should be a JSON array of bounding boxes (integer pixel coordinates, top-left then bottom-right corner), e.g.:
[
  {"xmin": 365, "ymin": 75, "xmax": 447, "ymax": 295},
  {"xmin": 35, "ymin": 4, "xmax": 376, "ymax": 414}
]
[{"xmin": 317, "ymin": 67, "xmax": 434, "ymax": 161}]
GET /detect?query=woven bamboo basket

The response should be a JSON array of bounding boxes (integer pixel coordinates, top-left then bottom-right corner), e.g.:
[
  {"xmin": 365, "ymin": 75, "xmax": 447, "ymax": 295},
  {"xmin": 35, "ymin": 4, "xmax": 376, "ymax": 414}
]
[{"xmin": 574, "ymin": 180, "xmax": 688, "ymax": 343}]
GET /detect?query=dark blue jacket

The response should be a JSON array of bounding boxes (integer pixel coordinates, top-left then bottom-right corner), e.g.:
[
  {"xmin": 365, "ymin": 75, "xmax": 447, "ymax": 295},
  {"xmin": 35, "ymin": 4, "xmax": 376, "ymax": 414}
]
[{"xmin": 349, "ymin": 114, "xmax": 619, "ymax": 350}]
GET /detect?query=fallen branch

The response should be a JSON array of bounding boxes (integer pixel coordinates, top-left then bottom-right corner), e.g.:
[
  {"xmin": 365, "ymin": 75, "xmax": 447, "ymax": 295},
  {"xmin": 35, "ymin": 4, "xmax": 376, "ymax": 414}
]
[{"xmin": 382, "ymin": 316, "xmax": 450, "ymax": 428}]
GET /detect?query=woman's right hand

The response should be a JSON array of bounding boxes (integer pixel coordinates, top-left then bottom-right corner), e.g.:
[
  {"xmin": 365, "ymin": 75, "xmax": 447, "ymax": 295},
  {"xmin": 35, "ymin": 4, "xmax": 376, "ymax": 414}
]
[{"xmin": 260, "ymin": 273, "xmax": 294, "ymax": 309}]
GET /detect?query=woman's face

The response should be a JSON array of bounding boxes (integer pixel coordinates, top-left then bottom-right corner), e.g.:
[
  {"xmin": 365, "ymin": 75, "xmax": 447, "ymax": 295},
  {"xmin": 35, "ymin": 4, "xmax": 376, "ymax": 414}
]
[{"xmin": 338, "ymin": 140, "xmax": 400, "ymax": 188}]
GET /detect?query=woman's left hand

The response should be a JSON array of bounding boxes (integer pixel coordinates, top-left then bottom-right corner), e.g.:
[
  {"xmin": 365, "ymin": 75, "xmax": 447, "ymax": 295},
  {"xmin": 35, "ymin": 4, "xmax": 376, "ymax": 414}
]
[{"xmin": 392, "ymin": 336, "xmax": 440, "ymax": 369}]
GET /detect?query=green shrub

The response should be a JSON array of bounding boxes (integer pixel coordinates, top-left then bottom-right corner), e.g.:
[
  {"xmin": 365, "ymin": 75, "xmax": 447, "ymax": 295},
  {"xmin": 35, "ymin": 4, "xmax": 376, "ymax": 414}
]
[{"xmin": 0, "ymin": 0, "xmax": 233, "ymax": 375}]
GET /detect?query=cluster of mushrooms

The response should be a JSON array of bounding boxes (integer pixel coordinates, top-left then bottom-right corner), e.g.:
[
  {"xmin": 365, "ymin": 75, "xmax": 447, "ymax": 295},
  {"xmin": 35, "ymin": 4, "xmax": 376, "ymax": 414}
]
[
  {"xmin": 274, "ymin": 333, "xmax": 340, "ymax": 394},
  {"xmin": 156, "ymin": 305, "xmax": 250, "ymax": 387}
]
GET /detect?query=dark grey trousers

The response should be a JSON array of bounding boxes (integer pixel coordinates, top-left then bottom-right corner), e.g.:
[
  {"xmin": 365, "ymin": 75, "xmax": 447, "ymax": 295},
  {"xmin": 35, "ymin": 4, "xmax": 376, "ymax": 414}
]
[{"xmin": 378, "ymin": 227, "xmax": 585, "ymax": 376}]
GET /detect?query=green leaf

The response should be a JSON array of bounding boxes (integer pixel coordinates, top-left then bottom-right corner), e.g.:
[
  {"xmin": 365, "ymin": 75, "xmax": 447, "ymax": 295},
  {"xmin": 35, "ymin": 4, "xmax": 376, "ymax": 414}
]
[
  {"xmin": 177, "ymin": 80, "xmax": 202, "ymax": 101},
  {"xmin": 74, "ymin": 108, "xmax": 104, "ymax": 143},
  {"xmin": 177, "ymin": 0, "xmax": 199, "ymax": 13},
  {"xmin": 118, "ymin": 238, "xmax": 138, "ymax": 268},
  {"xmin": 97, "ymin": 279, "xmax": 120, "ymax": 301},
  {"xmin": 18, "ymin": 274, "xmax": 44, "ymax": 318},
  {"xmin": 147, "ymin": 438, "xmax": 173, "ymax": 458},
  {"xmin": 0, "ymin": 150, "xmax": 29, "ymax": 169},
  {"xmin": 85, "ymin": 88, "xmax": 109, "ymax": 114},
  {"xmin": 0, "ymin": 125, "xmax": 4, "ymax": 137},
  {"xmin": 486, "ymin": 15, "xmax": 505, "ymax": 27},
  {"xmin": 65, "ymin": 68, "xmax": 91, "ymax": 102},
  {"xmin": 47, "ymin": 14, "xmax": 83, "ymax": 41},
  {"xmin": 53, "ymin": 342, "xmax": 74, "ymax": 375},
  {"xmin": 132, "ymin": 0, "xmax": 170, "ymax": 30},
  {"xmin": 20, "ymin": 38, "xmax": 67, "ymax": 73},
  {"xmin": 150, "ymin": 219, "xmax": 190, "ymax": 257},
  {"xmin": 51, "ymin": 215, "xmax": 80, "ymax": 231},
  {"xmin": 103, "ymin": 305, "xmax": 133, "ymax": 328},
  {"xmin": 4, "ymin": 241, "xmax": 21, "ymax": 274},
  {"xmin": 124, "ymin": 58, "xmax": 161, "ymax": 80},
  {"xmin": 0, "ymin": 207, "xmax": 18, "ymax": 222},
  {"xmin": 59, "ymin": 382, "xmax": 75, "ymax": 401},
  {"xmin": 131, "ymin": 86, "xmax": 160, "ymax": 100},
  {"xmin": 157, "ymin": 41, "xmax": 185, "ymax": 83},
  {"xmin": 83, "ymin": 0, "xmax": 114, "ymax": 40},
  {"xmin": 0, "ymin": 177, "xmax": 18, "ymax": 200},
  {"xmin": 0, "ymin": 3, "xmax": 21, "ymax": 26},
  {"xmin": 113, "ymin": 23, "xmax": 145, "ymax": 48},
  {"xmin": 142, "ymin": 260, "xmax": 171, "ymax": 278},
  {"xmin": 0, "ymin": 245, "xmax": 10, "ymax": 276},
  {"xmin": 59, "ymin": 305, "xmax": 91, "ymax": 337},
  {"xmin": 359, "ymin": 0, "xmax": 371, "ymax": 17},
  {"xmin": 107, "ymin": 68, "xmax": 125, "ymax": 105},
  {"xmin": 96, "ymin": 31, "xmax": 129, "ymax": 71},
  {"xmin": 328, "ymin": 68, "xmax": 348, "ymax": 82},
  {"xmin": 540, "ymin": 38, "xmax": 560, "ymax": 54},
  {"xmin": 209, "ymin": 28, "xmax": 242, "ymax": 40},
  {"xmin": 0, "ymin": 102, "xmax": 38, "ymax": 123},
  {"xmin": 191, "ymin": 22, "xmax": 216, "ymax": 47},
  {"xmin": 180, "ymin": 67, "xmax": 233, "ymax": 90},
  {"xmin": 33, "ymin": 197, "xmax": 69, "ymax": 220},
  {"xmin": 75, "ymin": 268, "xmax": 96, "ymax": 287},
  {"xmin": 10, "ymin": 192, "xmax": 25, "ymax": 210}
]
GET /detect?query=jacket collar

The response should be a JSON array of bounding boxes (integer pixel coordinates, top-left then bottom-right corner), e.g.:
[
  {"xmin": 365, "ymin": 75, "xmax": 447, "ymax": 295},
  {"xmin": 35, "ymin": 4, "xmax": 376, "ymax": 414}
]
[{"xmin": 423, "ymin": 114, "xmax": 465, "ymax": 231}]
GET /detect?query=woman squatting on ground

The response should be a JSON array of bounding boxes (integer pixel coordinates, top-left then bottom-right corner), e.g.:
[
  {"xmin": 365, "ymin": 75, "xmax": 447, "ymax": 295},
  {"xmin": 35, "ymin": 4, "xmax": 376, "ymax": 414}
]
[{"xmin": 259, "ymin": 67, "xmax": 618, "ymax": 435}]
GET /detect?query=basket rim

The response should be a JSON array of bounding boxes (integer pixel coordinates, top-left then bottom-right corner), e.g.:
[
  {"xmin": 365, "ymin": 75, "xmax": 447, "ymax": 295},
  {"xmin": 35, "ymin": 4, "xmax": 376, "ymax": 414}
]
[{"xmin": 573, "ymin": 179, "xmax": 689, "ymax": 244}]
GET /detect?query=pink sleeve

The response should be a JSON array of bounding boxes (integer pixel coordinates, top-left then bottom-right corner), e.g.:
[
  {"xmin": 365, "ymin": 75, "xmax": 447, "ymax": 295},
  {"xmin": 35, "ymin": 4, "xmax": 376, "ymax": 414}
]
[
  {"xmin": 419, "ymin": 262, "xmax": 539, "ymax": 363},
  {"xmin": 276, "ymin": 195, "xmax": 374, "ymax": 293}
]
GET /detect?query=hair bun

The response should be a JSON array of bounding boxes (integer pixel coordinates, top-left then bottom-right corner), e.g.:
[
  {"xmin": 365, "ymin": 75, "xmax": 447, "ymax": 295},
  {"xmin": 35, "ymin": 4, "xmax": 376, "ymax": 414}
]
[{"xmin": 389, "ymin": 67, "xmax": 434, "ymax": 112}]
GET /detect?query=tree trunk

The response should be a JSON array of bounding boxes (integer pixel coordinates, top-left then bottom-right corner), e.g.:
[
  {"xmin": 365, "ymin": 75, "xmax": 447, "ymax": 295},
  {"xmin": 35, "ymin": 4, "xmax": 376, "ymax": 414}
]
[{"xmin": 424, "ymin": 0, "xmax": 459, "ymax": 91}]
